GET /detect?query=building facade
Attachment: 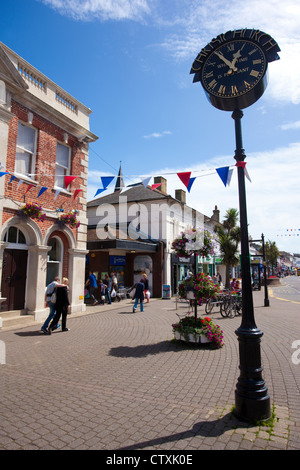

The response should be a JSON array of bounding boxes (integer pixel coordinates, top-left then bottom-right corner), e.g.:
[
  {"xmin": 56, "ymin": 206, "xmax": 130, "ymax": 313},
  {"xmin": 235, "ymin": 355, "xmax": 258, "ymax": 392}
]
[
  {"xmin": 0, "ymin": 42, "xmax": 97, "ymax": 319},
  {"xmin": 87, "ymin": 177, "xmax": 222, "ymax": 296}
]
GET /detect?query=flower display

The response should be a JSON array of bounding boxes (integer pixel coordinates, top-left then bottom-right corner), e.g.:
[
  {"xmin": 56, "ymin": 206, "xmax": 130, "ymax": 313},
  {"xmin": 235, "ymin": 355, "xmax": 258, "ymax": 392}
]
[
  {"xmin": 172, "ymin": 315, "xmax": 224, "ymax": 349},
  {"xmin": 57, "ymin": 212, "xmax": 80, "ymax": 229},
  {"xmin": 17, "ymin": 202, "xmax": 46, "ymax": 222},
  {"xmin": 178, "ymin": 273, "xmax": 220, "ymax": 305},
  {"xmin": 171, "ymin": 227, "xmax": 216, "ymax": 257}
]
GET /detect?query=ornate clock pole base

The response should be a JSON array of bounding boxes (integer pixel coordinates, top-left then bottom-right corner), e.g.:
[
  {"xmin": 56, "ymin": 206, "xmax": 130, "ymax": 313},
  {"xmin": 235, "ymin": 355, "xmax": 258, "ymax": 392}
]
[{"xmin": 232, "ymin": 109, "xmax": 271, "ymax": 422}]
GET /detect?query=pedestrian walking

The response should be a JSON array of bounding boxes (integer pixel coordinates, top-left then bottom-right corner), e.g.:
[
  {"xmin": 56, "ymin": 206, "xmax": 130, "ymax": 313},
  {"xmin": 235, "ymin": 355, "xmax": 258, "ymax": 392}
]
[
  {"xmin": 99, "ymin": 279, "xmax": 106, "ymax": 305},
  {"xmin": 103, "ymin": 274, "xmax": 112, "ymax": 304},
  {"xmin": 41, "ymin": 276, "xmax": 61, "ymax": 334},
  {"xmin": 47, "ymin": 278, "xmax": 70, "ymax": 333},
  {"xmin": 142, "ymin": 273, "xmax": 150, "ymax": 303},
  {"xmin": 133, "ymin": 281, "xmax": 145, "ymax": 312},
  {"xmin": 86, "ymin": 271, "xmax": 98, "ymax": 305}
]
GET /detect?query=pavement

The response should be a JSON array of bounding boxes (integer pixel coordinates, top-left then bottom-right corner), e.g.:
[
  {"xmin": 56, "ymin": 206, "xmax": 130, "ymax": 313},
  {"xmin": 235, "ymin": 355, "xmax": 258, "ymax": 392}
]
[{"xmin": 0, "ymin": 285, "xmax": 299, "ymax": 454}]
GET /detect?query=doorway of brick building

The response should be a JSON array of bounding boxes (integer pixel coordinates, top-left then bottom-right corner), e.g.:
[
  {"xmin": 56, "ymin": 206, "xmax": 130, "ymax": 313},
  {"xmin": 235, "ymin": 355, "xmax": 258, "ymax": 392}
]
[{"xmin": 1, "ymin": 249, "xmax": 28, "ymax": 311}]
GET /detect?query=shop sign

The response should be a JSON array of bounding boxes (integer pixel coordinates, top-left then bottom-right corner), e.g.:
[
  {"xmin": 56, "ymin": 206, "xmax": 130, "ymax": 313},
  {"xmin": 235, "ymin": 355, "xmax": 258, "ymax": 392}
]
[
  {"xmin": 178, "ymin": 256, "xmax": 191, "ymax": 263},
  {"xmin": 110, "ymin": 255, "xmax": 126, "ymax": 266}
]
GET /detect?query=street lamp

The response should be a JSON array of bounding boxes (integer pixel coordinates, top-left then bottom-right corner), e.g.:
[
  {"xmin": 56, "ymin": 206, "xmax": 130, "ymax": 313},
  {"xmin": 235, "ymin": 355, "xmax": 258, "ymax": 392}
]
[{"xmin": 233, "ymin": 110, "xmax": 270, "ymax": 421}]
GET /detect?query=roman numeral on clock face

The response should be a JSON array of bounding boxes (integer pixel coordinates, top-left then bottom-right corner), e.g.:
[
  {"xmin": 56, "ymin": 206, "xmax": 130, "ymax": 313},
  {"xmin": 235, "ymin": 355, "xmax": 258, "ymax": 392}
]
[{"xmin": 209, "ymin": 79, "xmax": 218, "ymax": 89}]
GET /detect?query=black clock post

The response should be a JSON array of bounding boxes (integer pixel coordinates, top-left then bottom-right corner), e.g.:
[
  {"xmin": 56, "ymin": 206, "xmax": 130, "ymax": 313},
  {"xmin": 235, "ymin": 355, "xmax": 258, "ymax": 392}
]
[
  {"xmin": 232, "ymin": 109, "xmax": 270, "ymax": 421},
  {"xmin": 190, "ymin": 29, "xmax": 280, "ymax": 422}
]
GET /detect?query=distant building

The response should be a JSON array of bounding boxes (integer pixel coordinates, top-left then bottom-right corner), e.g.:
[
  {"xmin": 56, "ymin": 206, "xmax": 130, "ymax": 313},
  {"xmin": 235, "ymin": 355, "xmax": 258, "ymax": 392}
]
[
  {"xmin": 0, "ymin": 42, "xmax": 97, "ymax": 319},
  {"xmin": 87, "ymin": 177, "xmax": 223, "ymax": 296}
]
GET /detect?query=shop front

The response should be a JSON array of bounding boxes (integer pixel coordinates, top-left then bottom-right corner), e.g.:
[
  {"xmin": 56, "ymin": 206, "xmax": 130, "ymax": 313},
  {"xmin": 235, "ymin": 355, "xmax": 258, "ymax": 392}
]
[{"xmin": 86, "ymin": 239, "xmax": 164, "ymax": 298}]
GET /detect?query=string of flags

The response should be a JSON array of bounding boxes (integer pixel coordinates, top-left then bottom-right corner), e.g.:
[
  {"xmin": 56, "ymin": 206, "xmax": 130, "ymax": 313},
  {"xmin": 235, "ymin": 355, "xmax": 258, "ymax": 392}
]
[
  {"xmin": 0, "ymin": 161, "xmax": 252, "ymax": 200},
  {"xmin": 0, "ymin": 171, "xmax": 82, "ymax": 200},
  {"xmin": 93, "ymin": 162, "xmax": 251, "ymax": 197},
  {"xmin": 277, "ymin": 229, "xmax": 300, "ymax": 237}
]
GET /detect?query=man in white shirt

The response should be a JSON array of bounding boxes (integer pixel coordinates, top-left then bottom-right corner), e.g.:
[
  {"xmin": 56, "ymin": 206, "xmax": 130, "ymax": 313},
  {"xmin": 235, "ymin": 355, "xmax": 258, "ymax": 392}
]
[{"xmin": 41, "ymin": 277, "xmax": 61, "ymax": 334}]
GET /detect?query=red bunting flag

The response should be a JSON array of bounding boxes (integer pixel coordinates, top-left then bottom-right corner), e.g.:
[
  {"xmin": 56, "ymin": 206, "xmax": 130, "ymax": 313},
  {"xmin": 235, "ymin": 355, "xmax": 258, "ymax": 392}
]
[
  {"xmin": 25, "ymin": 184, "xmax": 34, "ymax": 194},
  {"xmin": 73, "ymin": 189, "xmax": 82, "ymax": 200},
  {"xmin": 64, "ymin": 176, "xmax": 77, "ymax": 189},
  {"xmin": 177, "ymin": 172, "xmax": 191, "ymax": 188},
  {"xmin": 235, "ymin": 161, "xmax": 247, "ymax": 169},
  {"xmin": 151, "ymin": 183, "xmax": 162, "ymax": 191}
]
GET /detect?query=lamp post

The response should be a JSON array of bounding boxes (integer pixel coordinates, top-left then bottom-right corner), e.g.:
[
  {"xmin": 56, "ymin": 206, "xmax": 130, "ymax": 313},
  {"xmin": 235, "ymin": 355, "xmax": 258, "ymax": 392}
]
[{"xmin": 232, "ymin": 109, "xmax": 271, "ymax": 422}]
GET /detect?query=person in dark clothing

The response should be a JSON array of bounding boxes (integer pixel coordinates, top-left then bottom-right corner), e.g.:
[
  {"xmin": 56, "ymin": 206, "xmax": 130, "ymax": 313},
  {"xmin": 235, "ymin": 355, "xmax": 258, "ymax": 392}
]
[
  {"xmin": 142, "ymin": 273, "xmax": 150, "ymax": 303},
  {"xmin": 48, "ymin": 278, "xmax": 70, "ymax": 333},
  {"xmin": 133, "ymin": 281, "xmax": 145, "ymax": 312}
]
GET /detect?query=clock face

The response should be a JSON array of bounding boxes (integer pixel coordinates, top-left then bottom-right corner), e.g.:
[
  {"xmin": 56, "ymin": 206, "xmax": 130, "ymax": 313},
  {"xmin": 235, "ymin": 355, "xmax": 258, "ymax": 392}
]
[{"xmin": 202, "ymin": 39, "xmax": 267, "ymax": 102}]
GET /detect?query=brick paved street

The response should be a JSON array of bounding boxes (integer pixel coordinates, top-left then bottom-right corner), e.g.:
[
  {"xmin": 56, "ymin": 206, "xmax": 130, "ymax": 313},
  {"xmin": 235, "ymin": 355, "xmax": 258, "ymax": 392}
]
[{"xmin": 0, "ymin": 287, "xmax": 299, "ymax": 452}]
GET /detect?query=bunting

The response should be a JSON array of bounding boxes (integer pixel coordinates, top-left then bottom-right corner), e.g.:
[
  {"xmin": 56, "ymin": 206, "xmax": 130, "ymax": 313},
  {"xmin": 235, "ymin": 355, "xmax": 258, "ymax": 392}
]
[
  {"xmin": 37, "ymin": 187, "xmax": 48, "ymax": 198},
  {"xmin": 73, "ymin": 189, "xmax": 82, "ymax": 200},
  {"xmin": 151, "ymin": 183, "xmax": 162, "ymax": 191},
  {"xmin": 216, "ymin": 167, "xmax": 230, "ymax": 187},
  {"xmin": 64, "ymin": 175, "xmax": 77, "ymax": 189},
  {"xmin": 0, "ymin": 159, "xmax": 254, "ymax": 203},
  {"xmin": 177, "ymin": 172, "xmax": 191, "ymax": 189}
]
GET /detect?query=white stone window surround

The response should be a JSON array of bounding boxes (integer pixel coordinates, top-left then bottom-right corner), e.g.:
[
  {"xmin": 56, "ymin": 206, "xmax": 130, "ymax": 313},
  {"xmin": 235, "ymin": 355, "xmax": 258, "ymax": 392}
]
[
  {"xmin": 54, "ymin": 141, "xmax": 71, "ymax": 192},
  {"xmin": 14, "ymin": 121, "xmax": 38, "ymax": 182}
]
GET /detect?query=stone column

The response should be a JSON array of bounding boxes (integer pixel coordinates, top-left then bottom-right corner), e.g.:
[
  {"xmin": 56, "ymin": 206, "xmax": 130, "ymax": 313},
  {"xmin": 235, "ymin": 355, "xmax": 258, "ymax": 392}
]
[
  {"xmin": 68, "ymin": 248, "xmax": 88, "ymax": 313},
  {"xmin": 26, "ymin": 245, "xmax": 49, "ymax": 320}
]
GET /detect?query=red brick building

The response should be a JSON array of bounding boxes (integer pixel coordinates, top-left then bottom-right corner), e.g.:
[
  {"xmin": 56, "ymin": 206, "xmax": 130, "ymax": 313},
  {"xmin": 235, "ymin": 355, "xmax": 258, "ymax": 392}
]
[{"xmin": 0, "ymin": 42, "xmax": 97, "ymax": 320}]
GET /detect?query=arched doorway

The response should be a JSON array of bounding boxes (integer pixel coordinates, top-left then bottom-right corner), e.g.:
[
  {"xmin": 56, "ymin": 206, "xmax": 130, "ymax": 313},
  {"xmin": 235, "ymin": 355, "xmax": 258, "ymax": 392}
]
[{"xmin": 1, "ymin": 226, "xmax": 28, "ymax": 310}]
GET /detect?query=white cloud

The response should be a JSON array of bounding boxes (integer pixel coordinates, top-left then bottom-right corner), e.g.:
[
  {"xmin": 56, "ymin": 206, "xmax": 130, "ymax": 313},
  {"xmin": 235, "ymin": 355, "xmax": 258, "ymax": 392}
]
[
  {"xmin": 281, "ymin": 120, "xmax": 300, "ymax": 131},
  {"xmin": 143, "ymin": 130, "xmax": 172, "ymax": 139},
  {"xmin": 40, "ymin": 0, "xmax": 150, "ymax": 21}
]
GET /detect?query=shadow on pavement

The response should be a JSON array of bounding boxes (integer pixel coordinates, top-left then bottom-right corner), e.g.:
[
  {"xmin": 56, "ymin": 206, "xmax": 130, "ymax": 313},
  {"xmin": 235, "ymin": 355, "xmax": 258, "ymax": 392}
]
[{"xmin": 118, "ymin": 411, "xmax": 252, "ymax": 450}]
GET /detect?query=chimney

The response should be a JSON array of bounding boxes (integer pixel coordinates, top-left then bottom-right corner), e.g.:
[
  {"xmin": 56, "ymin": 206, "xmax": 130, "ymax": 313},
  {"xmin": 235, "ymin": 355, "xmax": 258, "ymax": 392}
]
[
  {"xmin": 154, "ymin": 176, "xmax": 167, "ymax": 194},
  {"xmin": 175, "ymin": 189, "xmax": 186, "ymax": 204},
  {"xmin": 211, "ymin": 205, "xmax": 220, "ymax": 223}
]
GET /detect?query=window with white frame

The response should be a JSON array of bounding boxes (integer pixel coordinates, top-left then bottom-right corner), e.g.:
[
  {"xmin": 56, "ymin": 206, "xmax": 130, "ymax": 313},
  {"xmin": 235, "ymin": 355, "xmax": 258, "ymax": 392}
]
[
  {"xmin": 55, "ymin": 142, "xmax": 70, "ymax": 189},
  {"xmin": 15, "ymin": 122, "xmax": 37, "ymax": 176},
  {"xmin": 46, "ymin": 237, "xmax": 63, "ymax": 285}
]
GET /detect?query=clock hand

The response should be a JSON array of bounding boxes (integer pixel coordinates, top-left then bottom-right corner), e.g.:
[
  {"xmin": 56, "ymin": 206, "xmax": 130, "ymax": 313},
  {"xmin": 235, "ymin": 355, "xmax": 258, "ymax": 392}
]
[
  {"xmin": 229, "ymin": 44, "xmax": 245, "ymax": 73},
  {"xmin": 214, "ymin": 51, "xmax": 233, "ymax": 69}
]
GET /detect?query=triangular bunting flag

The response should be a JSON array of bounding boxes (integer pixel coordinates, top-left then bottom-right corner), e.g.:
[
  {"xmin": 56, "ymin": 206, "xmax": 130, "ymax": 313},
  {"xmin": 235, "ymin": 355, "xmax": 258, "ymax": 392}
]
[
  {"xmin": 235, "ymin": 161, "xmax": 247, "ymax": 169},
  {"xmin": 101, "ymin": 176, "xmax": 115, "ymax": 189},
  {"xmin": 177, "ymin": 172, "xmax": 191, "ymax": 188},
  {"xmin": 227, "ymin": 169, "xmax": 233, "ymax": 186},
  {"xmin": 216, "ymin": 167, "xmax": 230, "ymax": 187},
  {"xmin": 64, "ymin": 175, "xmax": 77, "ymax": 189},
  {"xmin": 94, "ymin": 188, "xmax": 105, "ymax": 198},
  {"xmin": 151, "ymin": 183, "xmax": 162, "ymax": 191},
  {"xmin": 73, "ymin": 189, "xmax": 82, "ymax": 200},
  {"xmin": 54, "ymin": 189, "xmax": 62, "ymax": 200},
  {"xmin": 8, "ymin": 175, "xmax": 16, "ymax": 184},
  {"xmin": 17, "ymin": 180, "xmax": 24, "ymax": 190},
  {"xmin": 24, "ymin": 184, "xmax": 34, "ymax": 194},
  {"xmin": 141, "ymin": 177, "xmax": 151, "ymax": 188},
  {"xmin": 187, "ymin": 177, "xmax": 196, "ymax": 193},
  {"xmin": 0, "ymin": 171, "xmax": 8, "ymax": 177},
  {"xmin": 37, "ymin": 187, "xmax": 48, "ymax": 198},
  {"xmin": 244, "ymin": 166, "xmax": 251, "ymax": 182}
]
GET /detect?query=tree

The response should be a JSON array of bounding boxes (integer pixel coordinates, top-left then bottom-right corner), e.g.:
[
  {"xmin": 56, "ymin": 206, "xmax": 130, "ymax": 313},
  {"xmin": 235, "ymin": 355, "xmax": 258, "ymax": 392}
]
[
  {"xmin": 260, "ymin": 240, "xmax": 280, "ymax": 276},
  {"xmin": 214, "ymin": 208, "xmax": 241, "ymax": 288}
]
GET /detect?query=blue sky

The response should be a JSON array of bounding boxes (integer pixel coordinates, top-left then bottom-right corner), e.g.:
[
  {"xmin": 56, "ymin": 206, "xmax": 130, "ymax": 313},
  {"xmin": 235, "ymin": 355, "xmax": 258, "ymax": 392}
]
[{"xmin": 1, "ymin": 0, "xmax": 300, "ymax": 254}]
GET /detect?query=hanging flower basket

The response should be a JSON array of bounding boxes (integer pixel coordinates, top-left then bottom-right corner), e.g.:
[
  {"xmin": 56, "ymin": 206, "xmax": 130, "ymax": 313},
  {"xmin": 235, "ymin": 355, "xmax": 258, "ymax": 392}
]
[
  {"xmin": 57, "ymin": 212, "xmax": 80, "ymax": 229},
  {"xmin": 17, "ymin": 202, "xmax": 46, "ymax": 222},
  {"xmin": 171, "ymin": 227, "xmax": 216, "ymax": 258},
  {"xmin": 178, "ymin": 273, "xmax": 220, "ymax": 306},
  {"xmin": 172, "ymin": 316, "xmax": 224, "ymax": 349}
]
